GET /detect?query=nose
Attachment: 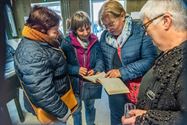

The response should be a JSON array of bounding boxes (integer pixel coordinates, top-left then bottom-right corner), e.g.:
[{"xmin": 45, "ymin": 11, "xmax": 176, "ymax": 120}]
[
  {"xmin": 104, "ymin": 24, "xmax": 113, "ymax": 32},
  {"xmin": 107, "ymin": 27, "xmax": 114, "ymax": 33},
  {"xmin": 56, "ymin": 31, "xmax": 60, "ymax": 38},
  {"xmin": 108, "ymin": 27, "xmax": 113, "ymax": 32},
  {"xmin": 83, "ymin": 30, "xmax": 89, "ymax": 37}
]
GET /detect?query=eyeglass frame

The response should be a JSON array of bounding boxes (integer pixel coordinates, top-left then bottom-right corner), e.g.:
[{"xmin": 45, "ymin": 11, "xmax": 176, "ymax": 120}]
[
  {"xmin": 142, "ymin": 14, "xmax": 164, "ymax": 31},
  {"xmin": 102, "ymin": 17, "xmax": 121, "ymax": 30}
]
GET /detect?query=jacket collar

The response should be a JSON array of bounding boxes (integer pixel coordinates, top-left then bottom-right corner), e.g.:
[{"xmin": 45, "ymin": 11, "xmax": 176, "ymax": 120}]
[{"xmin": 69, "ymin": 32, "xmax": 98, "ymax": 51}]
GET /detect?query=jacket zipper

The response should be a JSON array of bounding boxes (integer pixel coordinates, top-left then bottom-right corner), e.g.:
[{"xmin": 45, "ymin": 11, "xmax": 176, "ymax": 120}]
[{"xmin": 83, "ymin": 49, "xmax": 87, "ymax": 69}]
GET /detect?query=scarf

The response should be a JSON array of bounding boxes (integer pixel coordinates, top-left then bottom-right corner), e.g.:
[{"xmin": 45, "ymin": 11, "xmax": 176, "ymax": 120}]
[
  {"xmin": 105, "ymin": 16, "xmax": 132, "ymax": 48},
  {"xmin": 77, "ymin": 37, "xmax": 89, "ymax": 49},
  {"xmin": 22, "ymin": 25, "xmax": 60, "ymax": 48}
]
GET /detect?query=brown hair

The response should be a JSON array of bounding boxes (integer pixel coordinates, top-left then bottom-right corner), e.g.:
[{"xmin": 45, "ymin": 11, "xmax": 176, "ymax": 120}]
[
  {"xmin": 26, "ymin": 5, "xmax": 61, "ymax": 33},
  {"xmin": 98, "ymin": 0, "xmax": 126, "ymax": 27},
  {"xmin": 67, "ymin": 11, "xmax": 91, "ymax": 32}
]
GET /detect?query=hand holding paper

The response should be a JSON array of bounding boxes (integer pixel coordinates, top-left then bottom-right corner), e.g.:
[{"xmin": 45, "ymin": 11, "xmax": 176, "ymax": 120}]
[{"xmin": 83, "ymin": 72, "xmax": 129, "ymax": 95}]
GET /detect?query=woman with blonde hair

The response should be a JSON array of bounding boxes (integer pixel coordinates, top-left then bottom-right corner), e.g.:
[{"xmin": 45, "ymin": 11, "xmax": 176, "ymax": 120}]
[{"xmin": 98, "ymin": 0, "xmax": 157, "ymax": 124}]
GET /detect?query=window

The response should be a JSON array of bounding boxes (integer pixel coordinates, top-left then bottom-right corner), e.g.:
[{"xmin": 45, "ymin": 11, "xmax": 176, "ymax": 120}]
[{"xmin": 6, "ymin": 5, "xmax": 18, "ymax": 38}]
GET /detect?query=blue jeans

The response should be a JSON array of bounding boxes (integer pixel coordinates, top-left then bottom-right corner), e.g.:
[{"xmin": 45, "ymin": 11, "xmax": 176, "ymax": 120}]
[
  {"xmin": 73, "ymin": 97, "xmax": 96, "ymax": 125},
  {"xmin": 73, "ymin": 96, "xmax": 82, "ymax": 125},
  {"xmin": 84, "ymin": 99, "xmax": 95, "ymax": 125},
  {"xmin": 108, "ymin": 94, "xmax": 128, "ymax": 125}
]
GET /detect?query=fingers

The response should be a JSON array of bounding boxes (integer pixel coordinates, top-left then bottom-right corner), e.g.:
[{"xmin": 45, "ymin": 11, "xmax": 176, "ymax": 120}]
[
  {"xmin": 121, "ymin": 115, "xmax": 136, "ymax": 125},
  {"xmin": 121, "ymin": 116, "xmax": 126, "ymax": 125},
  {"xmin": 127, "ymin": 111, "xmax": 136, "ymax": 118},
  {"xmin": 128, "ymin": 109, "xmax": 136, "ymax": 116},
  {"xmin": 122, "ymin": 110, "xmax": 146, "ymax": 125},
  {"xmin": 106, "ymin": 70, "xmax": 112, "ymax": 77},
  {"xmin": 79, "ymin": 68, "xmax": 95, "ymax": 76},
  {"xmin": 79, "ymin": 67, "xmax": 88, "ymax": 76},
  {"xmin": 88, "ymin": 70, "xmax": 94, "ymax": 76},
  {"xmin": 106, "ymin": 69, "xmax": 121, "ymax": 78},
  {"xmin": 128, "ymin": 109, "xmax": 147, "ymax": 117}
]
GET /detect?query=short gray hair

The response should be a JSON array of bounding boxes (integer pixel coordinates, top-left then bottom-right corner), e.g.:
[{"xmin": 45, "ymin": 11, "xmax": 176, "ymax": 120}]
[{"xmin": 140, "ymin": 0, "xmax": 187, "ymax": 30}]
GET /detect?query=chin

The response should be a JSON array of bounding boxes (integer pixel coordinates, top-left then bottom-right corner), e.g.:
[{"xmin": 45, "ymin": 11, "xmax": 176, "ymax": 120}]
[
  {"xmin": 110, "ymin": 30, "xmax": 120, "ymax": 36},
  {"xmin": 112, "ymin": 32, "xmax": 120, "ymax": 36},
  {"xmin": 81, "ymin": 36, "xmax": 89, "ymax": 40},
  {"xmin": 110, "ymin": 31, "xmax": 115, "ymax": 35}
]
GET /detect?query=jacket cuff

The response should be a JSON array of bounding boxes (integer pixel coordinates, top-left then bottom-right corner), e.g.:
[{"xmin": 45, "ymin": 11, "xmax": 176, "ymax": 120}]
[
  {"xmin": 93, "ymin": 69, "xmax": 99, "ymax": 74},
  {"xmin": 58, "ymin": 109, "xmax": 71, "ymax": 122},
  {"xmin": 75, "ymin": 66, "xmax": 80, "ymax": 75},
  {"xmin": 119, "ymin": 67, "xmax": 129, "ymax": 81}
]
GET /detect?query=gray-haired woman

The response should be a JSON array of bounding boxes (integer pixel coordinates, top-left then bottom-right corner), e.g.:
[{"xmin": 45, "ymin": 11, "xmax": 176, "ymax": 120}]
[{"xmin": 122, "ymin": 0, "xmax": 187, "ymax": 124}]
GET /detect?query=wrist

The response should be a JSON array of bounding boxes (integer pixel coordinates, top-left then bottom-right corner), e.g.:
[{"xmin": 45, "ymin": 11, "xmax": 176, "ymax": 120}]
[{"xmin": 58, "ymin": 109, "xmax": 71, "ymax": 122}]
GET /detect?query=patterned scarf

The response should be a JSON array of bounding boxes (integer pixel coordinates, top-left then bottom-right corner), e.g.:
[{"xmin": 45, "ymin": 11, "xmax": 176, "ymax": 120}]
[
  {"xmin": 22, "ymin": 25, "xmax": 60, "ymax": 48},
  {"xmin": 105, "ymin": 16, "xmax": 132, "ymax": 48},
  {"xmin": 77, "ymin": 36, "xmax": 89, "ymax": 49}
]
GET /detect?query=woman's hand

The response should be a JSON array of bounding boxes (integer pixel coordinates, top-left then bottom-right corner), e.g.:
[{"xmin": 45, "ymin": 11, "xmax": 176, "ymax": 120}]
[
  {"xmin": 128, "ymin": 109, "xmax": 147, "ymax": 117},
  {"xmin": 121, "ymin": 115, "xmax": 136, "ymax": 125},
  {"xmin": 106, "ymin": 69, "xmax": 121, "ymax": 78},
  {"xmin": 121, "ymin": 109, "xmax": 147, "ymax": 125},
  {"xmin": 79, "ymin": 67, "xmax": 88, "ymax": 77},
  {"xmin": 87, "ymin": 69, "xmax": 94, "ymax": 76}
]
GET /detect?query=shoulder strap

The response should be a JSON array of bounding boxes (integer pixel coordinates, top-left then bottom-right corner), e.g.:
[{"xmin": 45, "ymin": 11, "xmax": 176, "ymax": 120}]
[
  {"xmin": 18, "ymin": 77, "xmax": 37, "ymax": 114},
  {"xmin": 113, "ymin": 50, "xmax": 122, "ymax": 69}
]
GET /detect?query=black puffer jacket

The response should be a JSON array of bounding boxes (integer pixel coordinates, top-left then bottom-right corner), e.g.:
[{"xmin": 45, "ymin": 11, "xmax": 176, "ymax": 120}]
[{"xmin": 14, "ymin": 38, "xmax": 70, "ymax": 118}]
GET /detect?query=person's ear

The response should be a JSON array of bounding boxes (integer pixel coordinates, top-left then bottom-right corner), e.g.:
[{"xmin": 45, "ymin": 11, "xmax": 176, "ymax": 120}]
[
  {"xmin": 120, "ymin": 12, "xmax": 125, "ymax": 20},
  {"xmin": 120, "ymin": 12, "xmax": 125, "ymax": 17},
  {"xmin": 162, "ymin": 13, "xmax": 172, "ymax": 31}
]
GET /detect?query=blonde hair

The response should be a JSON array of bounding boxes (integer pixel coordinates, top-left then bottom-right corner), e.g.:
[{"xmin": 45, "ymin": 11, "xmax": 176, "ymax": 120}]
[
  {"xmin": 67, "ymin": 11, "xmax": 91, "ymax": 32},
  {"xmin": 98, "ymin": 0, "xmax": 126, "ymax": 28}
]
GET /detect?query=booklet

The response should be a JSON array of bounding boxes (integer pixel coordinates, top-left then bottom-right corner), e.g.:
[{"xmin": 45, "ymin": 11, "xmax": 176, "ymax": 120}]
[{"xmin": 83, "ymin": 72, "xmax": 129, "ymax": 95}]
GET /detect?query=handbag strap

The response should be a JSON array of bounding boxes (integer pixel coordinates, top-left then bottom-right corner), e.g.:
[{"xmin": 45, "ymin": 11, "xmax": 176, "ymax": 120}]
[
  {"xmin": 19, "ymin": 75, "xmax": 75, "ymax": 114},
  {"xmin": 51, "ymin": 47, "xmax": 66, "ymax": 60},
  {"xmin": 117, "ymin": 45, "xmax": 122, "ymax": 61},
  {"xmin": 67, "ymin": 75, "xmax": 73, "ymax": 90},
  {"xmin": 18, "ymin": 77, "xmax": 37, "ymax": 114}
]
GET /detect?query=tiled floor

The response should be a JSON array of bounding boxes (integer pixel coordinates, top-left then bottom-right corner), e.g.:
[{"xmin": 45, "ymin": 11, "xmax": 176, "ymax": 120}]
[{"xmin": 7, "ymin": 88, "xmax": 110, "ymax": 125}]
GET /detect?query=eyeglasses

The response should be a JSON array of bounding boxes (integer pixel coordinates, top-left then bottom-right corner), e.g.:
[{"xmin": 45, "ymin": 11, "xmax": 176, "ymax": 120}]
[
  {"xmin": 102, "ymin": 18, "xmax": 119, "ymax": 30},
  {"xmin": 142, "ymin": 14, "xmax": 164, "ymax": 31}
]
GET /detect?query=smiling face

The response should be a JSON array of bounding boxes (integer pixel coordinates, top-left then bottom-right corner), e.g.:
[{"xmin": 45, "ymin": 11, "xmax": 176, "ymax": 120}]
[
  {"xmin": 47, "ymin": 25, "xmax": 60, "ymax": 41},
  {"xmin": 76, "ymin": 25, "xmax": 91, "ymax": 40}
]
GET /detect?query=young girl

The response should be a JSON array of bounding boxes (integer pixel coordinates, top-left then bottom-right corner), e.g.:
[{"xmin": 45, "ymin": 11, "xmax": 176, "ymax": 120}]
[{"xmin": 61, "ymin": 11, "xmax": 104, "ymax": 125}]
